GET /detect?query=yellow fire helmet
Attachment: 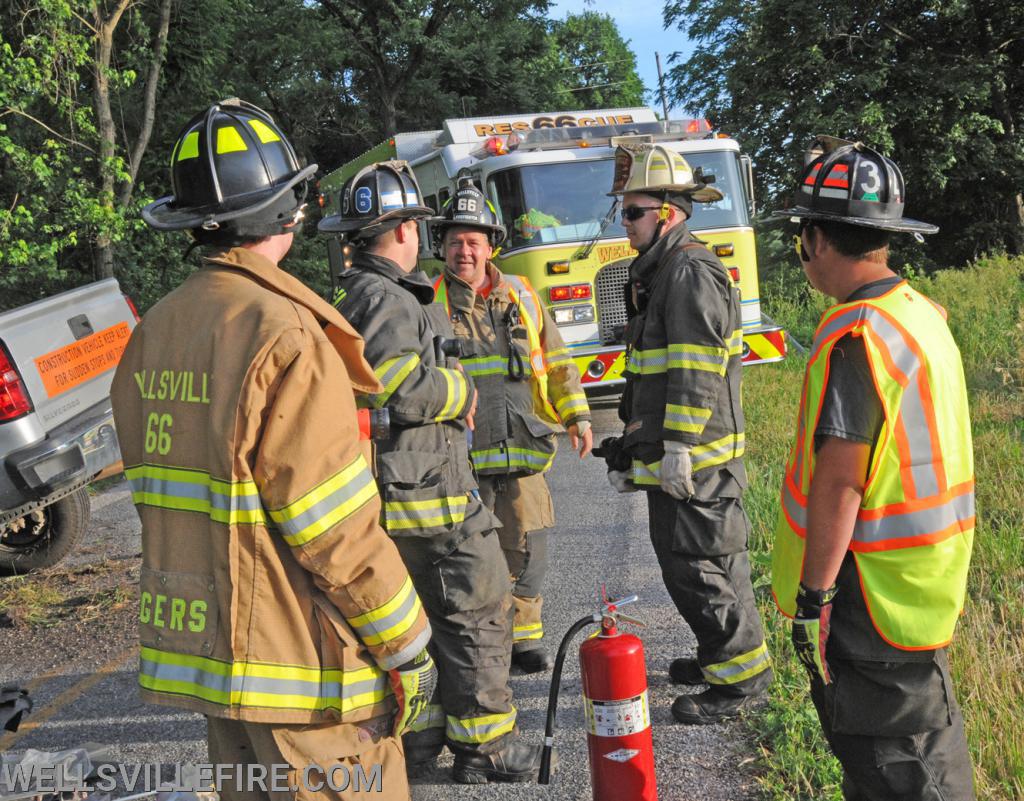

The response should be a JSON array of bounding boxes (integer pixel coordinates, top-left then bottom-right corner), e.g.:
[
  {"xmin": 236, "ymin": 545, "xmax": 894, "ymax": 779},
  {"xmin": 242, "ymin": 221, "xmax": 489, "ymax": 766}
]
[{"xmin": 607, "ymin": 143, "xmax": 723, "ymax": 203}]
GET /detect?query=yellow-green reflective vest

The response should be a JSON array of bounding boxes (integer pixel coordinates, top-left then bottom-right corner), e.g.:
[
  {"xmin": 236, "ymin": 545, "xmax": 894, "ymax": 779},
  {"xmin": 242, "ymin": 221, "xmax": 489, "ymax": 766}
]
[{"xmin": 771, "ymin": 282, "xmax": 974, "ymax": 650}]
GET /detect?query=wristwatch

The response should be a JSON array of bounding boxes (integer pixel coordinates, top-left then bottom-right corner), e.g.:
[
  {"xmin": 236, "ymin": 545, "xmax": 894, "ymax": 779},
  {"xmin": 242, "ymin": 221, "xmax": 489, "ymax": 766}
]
[{"xmin": 797, "ymin": 582, "xmax": 838, "ymax": 609}]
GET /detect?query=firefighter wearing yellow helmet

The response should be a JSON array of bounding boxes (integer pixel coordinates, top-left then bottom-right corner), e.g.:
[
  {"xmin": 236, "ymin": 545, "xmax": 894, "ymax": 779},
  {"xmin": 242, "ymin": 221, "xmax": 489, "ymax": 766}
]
[
  {"xmin": 430, "ymin": 178, "xmax": 593, "ymax": 674},
  {"xmin": 603, "ymin": 143, "xmax": 772, "ymax": 724},
  {"xmin": 114, "ymin": 101, "xmax": 432, "ymax": 800},
  {"xmin": 771, "ymin": 137, "xmax": 975, "ymax": 800}
]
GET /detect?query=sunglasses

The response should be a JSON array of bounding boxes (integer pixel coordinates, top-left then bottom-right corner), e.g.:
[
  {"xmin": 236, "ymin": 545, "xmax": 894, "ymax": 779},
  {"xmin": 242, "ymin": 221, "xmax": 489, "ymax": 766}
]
[{"xmin": 620, "ymin": 206, "xmax": 661, "ymax": 222}]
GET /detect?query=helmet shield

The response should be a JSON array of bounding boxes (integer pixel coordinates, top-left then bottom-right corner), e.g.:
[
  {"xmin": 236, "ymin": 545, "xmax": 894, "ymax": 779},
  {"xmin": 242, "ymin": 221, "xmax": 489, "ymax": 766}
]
[
  {"xmin": 607, "ymin": 143, "xmax": 723, "ymax": 203},
  {"xmin": 143, "ymin": 99, "xmax": 316, "ymax": 232},
  {"xmin": 430, "ymin": 178, "xmax": 507, "ymax": 254},
  {"xmin": 318, "ymin": 160, "xmax": 435, "ymax": 239},
  {"xmin": 775, "ymin": 137, "xmax": 937, "ymax": 234}
]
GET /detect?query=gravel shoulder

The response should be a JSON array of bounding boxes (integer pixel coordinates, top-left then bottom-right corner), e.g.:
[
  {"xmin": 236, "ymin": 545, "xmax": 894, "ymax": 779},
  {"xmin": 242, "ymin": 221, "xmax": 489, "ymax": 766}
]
[{"xmin": 0, "ymin": 401, "xmax": 761, "ymax": 800}]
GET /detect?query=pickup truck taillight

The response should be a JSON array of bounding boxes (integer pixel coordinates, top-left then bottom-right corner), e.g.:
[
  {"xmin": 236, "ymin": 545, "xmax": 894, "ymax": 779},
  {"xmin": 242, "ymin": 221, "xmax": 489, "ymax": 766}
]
[
  {"xmin": 123, "ymin": 293, "xmax": 141, "ymax": 322},
  {"xmin": 0, "ymin": 342, "xmax": 32, "ymax": 421}
]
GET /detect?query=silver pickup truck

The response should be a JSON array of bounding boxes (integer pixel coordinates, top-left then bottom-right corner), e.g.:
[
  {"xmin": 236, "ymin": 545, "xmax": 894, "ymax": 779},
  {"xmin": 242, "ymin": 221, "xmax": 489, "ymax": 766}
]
[{"xmin": 0, "ymin": 279, "xmax": 137, "ymax": 573}]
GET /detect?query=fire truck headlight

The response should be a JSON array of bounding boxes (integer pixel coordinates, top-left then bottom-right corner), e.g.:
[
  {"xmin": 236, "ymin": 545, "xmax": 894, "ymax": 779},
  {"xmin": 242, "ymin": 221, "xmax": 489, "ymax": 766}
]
[
  {"xmin": 552, "ymin": 307, "xmax": 574, "ymax": 325},
  {"xmin": 573, "ymin": 305, "xmax": 595, "ymax": 322},
  {"xmin": 552, "ymin": 304, "xmax": 595, "ymax": 325}
]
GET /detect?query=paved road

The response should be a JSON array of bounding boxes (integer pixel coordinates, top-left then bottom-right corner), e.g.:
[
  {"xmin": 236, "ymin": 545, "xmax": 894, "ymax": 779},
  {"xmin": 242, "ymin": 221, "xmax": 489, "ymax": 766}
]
[{"xmin": 1, "ymin": 399, "xmax": 759, "ymax": 800}]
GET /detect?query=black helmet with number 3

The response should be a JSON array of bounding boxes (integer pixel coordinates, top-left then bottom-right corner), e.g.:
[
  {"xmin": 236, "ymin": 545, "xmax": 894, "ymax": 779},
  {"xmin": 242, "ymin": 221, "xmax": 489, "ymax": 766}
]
[
  {"xmin": 143, "ymin": 99, "xmax": 316, "ymax": 237},
  {"xmin": 318, "ymin": 160, "xmax": 434, "ymax": 242},
  {"xmin": 775, "ymin": 137, "xmax": 937, "ymax": 235},
  {"xmin": 430, "ymin": 177, "xmax": 507, "ymax": 256}
]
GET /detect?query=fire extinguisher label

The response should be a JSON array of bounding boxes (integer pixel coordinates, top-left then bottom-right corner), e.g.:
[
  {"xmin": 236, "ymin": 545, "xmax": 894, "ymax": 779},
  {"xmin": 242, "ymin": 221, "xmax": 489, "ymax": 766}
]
[
  {"xmin": 584, "ymin": 692, "xmax": 651, "ymax": 737},
  {"xmin": 603, "ymin": 748, "xmax": 641, "ymax": 763}
]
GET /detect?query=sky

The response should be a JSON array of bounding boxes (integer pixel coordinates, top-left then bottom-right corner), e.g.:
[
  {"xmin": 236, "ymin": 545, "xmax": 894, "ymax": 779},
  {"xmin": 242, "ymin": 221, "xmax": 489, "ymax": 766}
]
[{"xmin": 550, "ymin": 0, "xmax": 695, "ymax": 117}]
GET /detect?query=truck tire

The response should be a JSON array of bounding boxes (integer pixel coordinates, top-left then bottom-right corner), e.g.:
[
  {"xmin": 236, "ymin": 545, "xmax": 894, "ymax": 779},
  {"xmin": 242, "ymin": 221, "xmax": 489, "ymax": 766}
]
[{"xmin": 0, "ymin": 488, "xmax": 91, "ymax": 575}]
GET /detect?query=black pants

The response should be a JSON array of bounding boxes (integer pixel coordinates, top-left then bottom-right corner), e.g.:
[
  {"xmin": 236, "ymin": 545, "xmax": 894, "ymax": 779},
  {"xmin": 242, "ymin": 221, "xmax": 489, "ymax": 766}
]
[
  {"xmin": 647, "ymin": 491, "xmax": 771, "ymax": 695},
  {"xmin": 394, "ymin": 528, "xmax": 515, "ymax": 755},
  {"xmin": 809, "ymin": 650, "xmax": 975, "ymax": 801}
]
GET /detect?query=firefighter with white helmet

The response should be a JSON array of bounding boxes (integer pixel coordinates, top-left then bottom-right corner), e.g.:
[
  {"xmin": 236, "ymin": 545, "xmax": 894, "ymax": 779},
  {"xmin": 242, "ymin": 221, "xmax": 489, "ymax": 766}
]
[
  {"xmin": 771, "ymin": 137, "xmax": 975, "ymax": 800},
  {"xmin": 430, "ymin": 178, "xmax": 593, "ymax": 674},
  {"xmin": 602, "ymin": 143, "xmax": 772, "ymax": 723},
  {"xmin": 113, "ymin": 100, "xmax": 433, "ymax": 801},
  {"xmin": 319, "ymin": 163, "xmax": 549, "ymax": 783}
]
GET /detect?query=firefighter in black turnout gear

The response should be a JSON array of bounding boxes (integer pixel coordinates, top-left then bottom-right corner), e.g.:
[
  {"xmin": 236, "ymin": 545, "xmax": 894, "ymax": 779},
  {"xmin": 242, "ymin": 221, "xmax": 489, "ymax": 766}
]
[
  {"xmin": 605, "ymin": 144, "xmax": 772, "ymax": 724},
  {"xmin": 319, "ymin": 162, "xmax": 548, "ymax": 784}
]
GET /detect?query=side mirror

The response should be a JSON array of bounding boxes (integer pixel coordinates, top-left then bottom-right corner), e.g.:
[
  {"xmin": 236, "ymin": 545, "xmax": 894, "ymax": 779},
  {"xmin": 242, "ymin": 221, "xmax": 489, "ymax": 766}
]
[{"xmin": 739, "ymin": 154, "xmax": 756, "ymax": 216}]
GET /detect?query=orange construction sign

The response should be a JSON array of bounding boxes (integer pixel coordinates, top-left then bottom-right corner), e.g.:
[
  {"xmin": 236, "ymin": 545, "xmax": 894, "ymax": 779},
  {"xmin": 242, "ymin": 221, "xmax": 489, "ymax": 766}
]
[{"xmin": 35, "ymin": 322, "xmax": 132, "ymax": 398}]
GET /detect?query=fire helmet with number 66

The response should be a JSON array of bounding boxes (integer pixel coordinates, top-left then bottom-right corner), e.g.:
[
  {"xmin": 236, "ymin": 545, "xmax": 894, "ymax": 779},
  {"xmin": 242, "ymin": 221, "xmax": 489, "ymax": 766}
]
[{"xmin": 430, "ymin": 177, "xmax": 507, "ymax": 256}]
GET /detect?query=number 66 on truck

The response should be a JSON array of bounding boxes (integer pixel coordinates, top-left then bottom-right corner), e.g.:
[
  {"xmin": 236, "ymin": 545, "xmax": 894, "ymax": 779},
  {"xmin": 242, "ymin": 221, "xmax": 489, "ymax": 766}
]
[{"xmin": 320, "ymin": 107, "xmax": 787, "ymax": 391}]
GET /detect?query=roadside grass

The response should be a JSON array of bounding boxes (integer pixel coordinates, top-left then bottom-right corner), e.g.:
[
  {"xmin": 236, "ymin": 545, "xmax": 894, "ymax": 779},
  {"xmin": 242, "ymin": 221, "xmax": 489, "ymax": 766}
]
[
  {"xmin": 741, "ymin": 254, "xmax": 1024, "ymax": 801},
  {"xmin": 0, "ymin": 561, "xmax": 135, "ymax": 628}
]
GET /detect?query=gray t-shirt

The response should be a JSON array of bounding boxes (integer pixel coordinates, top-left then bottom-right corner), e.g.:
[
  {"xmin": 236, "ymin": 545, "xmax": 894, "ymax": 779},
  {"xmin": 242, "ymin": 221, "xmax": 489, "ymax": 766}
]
[
  {"xmin": 814, "ymin": 277, "xmax": 901, "ymax": 449},
  {"xmin": 814, "ymin": 276, "xmax": 934, "ymax": 661}
]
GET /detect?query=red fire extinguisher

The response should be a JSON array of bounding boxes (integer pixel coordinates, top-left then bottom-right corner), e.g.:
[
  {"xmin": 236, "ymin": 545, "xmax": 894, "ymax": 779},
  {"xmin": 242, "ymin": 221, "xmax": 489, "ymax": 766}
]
[{"xmin": 540, "ymin": 593, "xmax": 658, "ymax": 801}]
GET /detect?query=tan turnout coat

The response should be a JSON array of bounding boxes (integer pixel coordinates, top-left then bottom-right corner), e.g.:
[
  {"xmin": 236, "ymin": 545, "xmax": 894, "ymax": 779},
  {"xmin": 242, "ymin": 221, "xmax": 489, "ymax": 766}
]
[{"xmin": 111, "ymin": 247, "xmax": 430, "ymax": 724}]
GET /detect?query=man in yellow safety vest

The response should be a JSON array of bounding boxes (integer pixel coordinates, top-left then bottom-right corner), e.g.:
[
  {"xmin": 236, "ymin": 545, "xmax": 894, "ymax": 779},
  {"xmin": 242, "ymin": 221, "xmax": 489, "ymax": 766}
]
[{"xmin": 771, "ymin": 137, "xmax": 975, "ymax": 800}]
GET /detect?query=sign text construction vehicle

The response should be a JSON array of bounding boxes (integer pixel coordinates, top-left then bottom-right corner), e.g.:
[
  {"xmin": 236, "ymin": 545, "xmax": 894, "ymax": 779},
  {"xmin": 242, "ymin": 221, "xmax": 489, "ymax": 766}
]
[
  {"xmin": 0, "ymin": 280, "xmax": 137, "ymax": 573},
  {"xmin": 321, "ymin": 108, "xmax": 786, "ymax": 391}
]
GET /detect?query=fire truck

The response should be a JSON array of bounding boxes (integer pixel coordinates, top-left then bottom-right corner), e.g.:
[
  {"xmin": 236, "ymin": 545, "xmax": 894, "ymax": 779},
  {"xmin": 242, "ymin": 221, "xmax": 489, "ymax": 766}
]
[{"xmin": 320, "ymin": 107, "xmax": 786, "ymax": 391}]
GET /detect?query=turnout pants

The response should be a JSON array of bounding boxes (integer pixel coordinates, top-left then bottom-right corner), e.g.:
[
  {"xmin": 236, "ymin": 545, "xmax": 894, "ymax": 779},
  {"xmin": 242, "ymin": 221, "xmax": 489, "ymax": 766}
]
[
  {"xmin": 394, "ymin": 528, "xmax": 516, "ymax": 756},
  {"xmin": 478, "ymin": 473, "xmax": 555, "ymax": 649},
  {"xmin": 207, "ymin": 715, "xmax": 408, "ymax": 801},
  {"xmin": 809, "ymin": 648, "xmax": 975, "ymax": 800},
  {"xmin": 647, "ymin": 490, "xmax": 771, "ymax": 695}
]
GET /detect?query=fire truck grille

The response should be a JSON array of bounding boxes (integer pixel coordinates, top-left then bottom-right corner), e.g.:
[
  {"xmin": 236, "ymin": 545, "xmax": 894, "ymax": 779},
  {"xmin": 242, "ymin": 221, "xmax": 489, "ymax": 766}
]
[{"xmin": 596, "ymin": 259, "xmax": 631, "ymax": 344}]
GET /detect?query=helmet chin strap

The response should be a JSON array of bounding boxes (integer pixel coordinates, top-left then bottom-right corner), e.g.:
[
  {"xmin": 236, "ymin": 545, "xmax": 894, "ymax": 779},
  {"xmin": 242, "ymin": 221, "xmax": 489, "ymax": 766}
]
[{"xmin": 638, "ymin": 195, "xmax": 673, "ymax": 253}]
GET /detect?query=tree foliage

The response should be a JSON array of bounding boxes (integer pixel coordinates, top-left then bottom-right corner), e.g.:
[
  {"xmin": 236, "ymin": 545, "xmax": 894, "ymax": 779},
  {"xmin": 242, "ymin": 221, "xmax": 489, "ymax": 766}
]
[
  {"xmin": 664, "ymin": 0, "xmax": 1024, "ymax": 266},
  {"xmin": 1, "ymin": 0, "xmax": 174, "ymax": 302},
  {"xmin": 1, "ymin": 0, "xmax": 645, "ymax": 311},
  {"xmin": 548, "ymin": 11, "xmax": 645, "ymax": 110}
]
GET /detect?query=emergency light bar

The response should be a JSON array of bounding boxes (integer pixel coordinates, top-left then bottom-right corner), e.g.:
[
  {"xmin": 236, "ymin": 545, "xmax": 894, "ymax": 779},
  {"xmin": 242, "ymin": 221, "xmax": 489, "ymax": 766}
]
[{"xmin": 468, "ymin": 119, "xmax": 715, "ymax": 160}]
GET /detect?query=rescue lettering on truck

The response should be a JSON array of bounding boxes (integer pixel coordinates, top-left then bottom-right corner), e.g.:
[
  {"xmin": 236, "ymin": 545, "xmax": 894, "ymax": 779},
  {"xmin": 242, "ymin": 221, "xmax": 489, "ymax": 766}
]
[{"xmin": 320, "ymin": 108, "xmax": 787, "ymax": 391}]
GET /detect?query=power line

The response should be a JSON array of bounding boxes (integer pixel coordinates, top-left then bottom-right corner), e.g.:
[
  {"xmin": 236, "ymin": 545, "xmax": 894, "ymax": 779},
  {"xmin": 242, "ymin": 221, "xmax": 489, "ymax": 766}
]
[
  {"xmin": 566, "ymin": 80, "xmax": 633, "ymax": 92},
  {"xmin": 565, "ymin": 58, "xmax": 636, "ymax": 71}
]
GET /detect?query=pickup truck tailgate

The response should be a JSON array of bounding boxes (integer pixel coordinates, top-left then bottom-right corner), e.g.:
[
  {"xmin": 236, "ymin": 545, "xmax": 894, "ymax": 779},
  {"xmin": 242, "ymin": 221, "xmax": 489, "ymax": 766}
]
[{"xmin": 2, "ymin": 278, "xmax": 135, "ymax": 430}]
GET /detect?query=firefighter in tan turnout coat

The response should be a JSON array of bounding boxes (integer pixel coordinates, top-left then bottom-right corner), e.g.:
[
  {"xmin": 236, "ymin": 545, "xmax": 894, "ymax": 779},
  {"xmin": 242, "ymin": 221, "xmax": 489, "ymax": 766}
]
[
  {"xmin": 112, "ymin": 101, "xmax": 434, "ymax": 801},
  {"xmin": 319, "ymin": 162, "xmax": 548, "ymax": 784},
  {"xmin": 430, "ymin": 179, "xmax": 593, "ymax": 673}
]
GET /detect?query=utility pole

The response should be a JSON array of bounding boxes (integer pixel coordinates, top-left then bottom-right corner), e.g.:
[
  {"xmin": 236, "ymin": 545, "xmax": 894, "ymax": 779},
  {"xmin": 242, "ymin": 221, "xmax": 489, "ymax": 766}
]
[{"xmin": 655, "ymin": 52, "xmax": 671, "ymax": 122}]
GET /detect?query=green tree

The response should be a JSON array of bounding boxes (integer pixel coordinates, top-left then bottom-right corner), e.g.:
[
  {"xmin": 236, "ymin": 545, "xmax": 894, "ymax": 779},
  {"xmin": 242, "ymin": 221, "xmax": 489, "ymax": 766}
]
[
  {"xmin": 548, "ymin": 11, "xmax": 645, "ymax": 110},
  {"xmin": 0, "ymin": 0, "xmax": 172, "ymax": 304},
  {"xmin": 664, "ymin": 0, "xmax": 1024, "ymax": 266},
  {"xmin": 313, "ymin": 0, "xmax": 564, "ymax": 138}
]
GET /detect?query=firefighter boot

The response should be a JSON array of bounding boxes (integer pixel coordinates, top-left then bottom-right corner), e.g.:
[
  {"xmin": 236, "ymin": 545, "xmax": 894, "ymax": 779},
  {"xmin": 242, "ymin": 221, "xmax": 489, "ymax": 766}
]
[
  {"xmin": 668, "ymin": 657, "xmax": 705, "ymax": 685},
  {"xmin": 511, "ymin": 595, "xmax": 553, "ymax": 673},
  {"xmin": 403, "ymin": 728, "xmax": 445, "ymax": 777},
  {"xmin": 452, "ymin": 737, "xmax": 553, "ymax": 784},
  {"xmin": 512, "ymin": 640, "xmax": 554, "ymax": 673},
  {"xmin": 671, "ymin": 686, "xmax": 768, "ymax": 725}
]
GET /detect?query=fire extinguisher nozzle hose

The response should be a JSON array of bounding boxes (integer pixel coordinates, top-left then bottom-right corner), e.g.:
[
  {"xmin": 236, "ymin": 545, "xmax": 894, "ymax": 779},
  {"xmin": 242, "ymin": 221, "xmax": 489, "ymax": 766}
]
[{"xmin": 539, "ymin": 613, "xmax": 602, "ymax": 785}]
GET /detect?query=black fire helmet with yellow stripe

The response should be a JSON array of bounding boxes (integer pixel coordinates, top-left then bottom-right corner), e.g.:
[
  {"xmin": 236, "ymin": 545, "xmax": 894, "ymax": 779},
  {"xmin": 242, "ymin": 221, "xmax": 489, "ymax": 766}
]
[{"xmin": 142, "ymin": 99, "xmax": 316, "ymax": 238}]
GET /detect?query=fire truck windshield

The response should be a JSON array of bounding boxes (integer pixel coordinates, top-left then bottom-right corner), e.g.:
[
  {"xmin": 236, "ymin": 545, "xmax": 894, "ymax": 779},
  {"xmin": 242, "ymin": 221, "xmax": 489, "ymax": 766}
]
[{"xmin": 488, "ymin": 151, "xmax": 748, "ymax": 251}]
